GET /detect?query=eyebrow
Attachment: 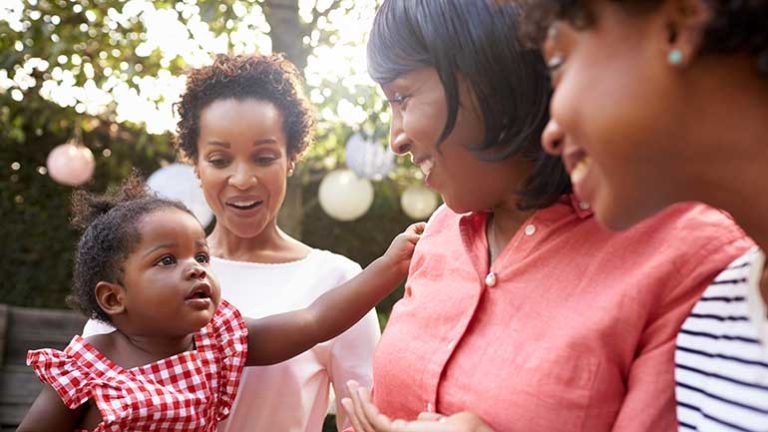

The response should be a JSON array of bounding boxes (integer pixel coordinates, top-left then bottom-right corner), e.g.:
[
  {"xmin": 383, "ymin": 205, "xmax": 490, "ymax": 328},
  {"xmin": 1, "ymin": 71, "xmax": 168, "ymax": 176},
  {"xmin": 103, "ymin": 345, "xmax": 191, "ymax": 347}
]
[
  {"xmin": 143, "ymin": 243, "xmax": 177, "ymax": 258},
  {"xmin": 142, "ymin": 239, "xmax": 207, "ymax": 258},
  {"xmin": 204, "ymin": 138, "xmax": 279, "ymax": 148}
]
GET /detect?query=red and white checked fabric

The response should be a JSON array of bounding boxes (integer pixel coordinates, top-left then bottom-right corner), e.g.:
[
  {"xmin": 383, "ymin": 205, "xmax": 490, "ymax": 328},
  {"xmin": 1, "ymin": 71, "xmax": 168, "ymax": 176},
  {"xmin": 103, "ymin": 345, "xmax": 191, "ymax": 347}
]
[{"xmin": 27, "ymin": 300, "xmax": 248, "ymax": 431}]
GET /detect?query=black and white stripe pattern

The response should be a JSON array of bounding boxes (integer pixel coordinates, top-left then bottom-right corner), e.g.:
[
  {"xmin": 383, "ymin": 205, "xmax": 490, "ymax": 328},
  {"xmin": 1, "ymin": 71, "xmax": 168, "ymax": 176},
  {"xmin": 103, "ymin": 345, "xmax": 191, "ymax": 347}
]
[{"xmin": 676, "ymin": 250, "xmax": 768, "ymax": 431}]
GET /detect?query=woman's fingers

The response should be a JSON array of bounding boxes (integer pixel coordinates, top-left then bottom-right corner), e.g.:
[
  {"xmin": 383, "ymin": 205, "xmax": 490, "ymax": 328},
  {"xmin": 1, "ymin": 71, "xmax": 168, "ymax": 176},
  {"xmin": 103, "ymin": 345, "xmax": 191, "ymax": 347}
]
[
  {"xmin": 342, "ymin": 397, "xmax": 367, "ymax": 432},
  {"xmin": 346, "ymin": 380, "xmax": 377, "ymax": 432},
  {"xmin": 415, "ymin": 412, "xmax": 445, "ymax": 421}
]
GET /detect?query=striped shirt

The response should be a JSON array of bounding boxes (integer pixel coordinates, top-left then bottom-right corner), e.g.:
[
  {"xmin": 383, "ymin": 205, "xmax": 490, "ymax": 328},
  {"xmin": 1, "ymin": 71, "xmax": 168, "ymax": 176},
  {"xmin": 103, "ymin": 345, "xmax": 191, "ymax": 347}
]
[{"xmin": 676, "ymin": 248, "xmax": 768, "ymax": 431}]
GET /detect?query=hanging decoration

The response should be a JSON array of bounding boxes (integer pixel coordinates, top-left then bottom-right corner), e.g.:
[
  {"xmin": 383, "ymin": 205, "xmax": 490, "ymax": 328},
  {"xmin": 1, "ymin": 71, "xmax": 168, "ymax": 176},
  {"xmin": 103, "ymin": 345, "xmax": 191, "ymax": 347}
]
[
  {"xmin": 318, "ymin": 169, "xmax": 374, "ymax": 221},
  {"xmin": 147, "ymin": 163, "xmax": 214, "ymax": 227},
  {"xmin": 401, "ymin": 184, "xmax": 439, "ymax": 220},
  {"xmin": 345, "ymin": 133, "xmax": 395, "ymax": 180},
  {"xmin": 46, "ymin": 129, "xmax": 95, "ymax": 186}
]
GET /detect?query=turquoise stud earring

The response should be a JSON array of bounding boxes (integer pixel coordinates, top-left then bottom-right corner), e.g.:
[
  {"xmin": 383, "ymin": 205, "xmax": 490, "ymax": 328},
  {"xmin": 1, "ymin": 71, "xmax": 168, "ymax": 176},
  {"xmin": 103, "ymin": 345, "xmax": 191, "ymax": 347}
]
[{"xmin": 667, "ymin": 49, "xmax": 683, "ymax": 66}]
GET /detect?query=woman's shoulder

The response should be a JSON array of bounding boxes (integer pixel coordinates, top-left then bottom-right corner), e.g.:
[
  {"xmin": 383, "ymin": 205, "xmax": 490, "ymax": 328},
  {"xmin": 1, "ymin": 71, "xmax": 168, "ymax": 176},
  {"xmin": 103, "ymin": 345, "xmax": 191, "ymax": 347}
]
[
  {"xmin": 635, "ymin": 202, "xmax": 745, "ymax": 239},
  {"xmin": 306, "ymin": 249, "xmax": 362, "ymax": 274}
]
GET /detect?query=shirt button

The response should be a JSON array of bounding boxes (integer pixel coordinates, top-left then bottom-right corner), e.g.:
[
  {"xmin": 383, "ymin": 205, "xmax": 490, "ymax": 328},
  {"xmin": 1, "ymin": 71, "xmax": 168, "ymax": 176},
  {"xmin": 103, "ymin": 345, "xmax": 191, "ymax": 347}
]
[
  {"xmin": 524, "ymin": 224, "xmax": 536, "ymax": 236},
  {"xmin": 579, "ymin": 201, "xmax": 591, "ymax": 210},
  {"xmin": 485, "ymin": 272, "xmax": 497, "ymax": 287}
]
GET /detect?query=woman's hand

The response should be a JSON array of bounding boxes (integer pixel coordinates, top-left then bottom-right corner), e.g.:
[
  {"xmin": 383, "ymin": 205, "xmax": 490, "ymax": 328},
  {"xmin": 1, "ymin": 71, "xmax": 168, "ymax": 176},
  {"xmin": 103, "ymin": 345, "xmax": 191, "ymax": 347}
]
[
  {"xmin": 381, "ymin": 222, "xmax": 426, "ymax": 277},
  {"xmin": 341, "ymin": 380, "xmax": 493, "ymax": 432}
]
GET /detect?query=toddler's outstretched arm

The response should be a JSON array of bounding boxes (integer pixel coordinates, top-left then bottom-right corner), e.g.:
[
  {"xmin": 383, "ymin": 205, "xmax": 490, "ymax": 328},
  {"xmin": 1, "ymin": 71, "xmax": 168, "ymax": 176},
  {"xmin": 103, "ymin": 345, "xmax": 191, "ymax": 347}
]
[{"xmin": 245, "ymin": 222, "xmax": 425, "ymax": 366}]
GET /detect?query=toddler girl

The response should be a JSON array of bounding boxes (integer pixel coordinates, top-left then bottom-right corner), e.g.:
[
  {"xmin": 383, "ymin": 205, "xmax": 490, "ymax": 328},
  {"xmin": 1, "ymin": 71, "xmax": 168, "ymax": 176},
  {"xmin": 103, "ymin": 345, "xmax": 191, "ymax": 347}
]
[{"xmin": 18, "ymin": 175, "xmax": 422, "ymax": 431}]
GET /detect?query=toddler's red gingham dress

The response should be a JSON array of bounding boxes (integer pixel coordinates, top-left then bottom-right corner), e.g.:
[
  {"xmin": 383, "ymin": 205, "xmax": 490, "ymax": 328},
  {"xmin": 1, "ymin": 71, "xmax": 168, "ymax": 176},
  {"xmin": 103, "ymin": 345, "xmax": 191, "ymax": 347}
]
[{"xmin": 27, "ymin": 300, "xmax": 248, "ymax": 431}]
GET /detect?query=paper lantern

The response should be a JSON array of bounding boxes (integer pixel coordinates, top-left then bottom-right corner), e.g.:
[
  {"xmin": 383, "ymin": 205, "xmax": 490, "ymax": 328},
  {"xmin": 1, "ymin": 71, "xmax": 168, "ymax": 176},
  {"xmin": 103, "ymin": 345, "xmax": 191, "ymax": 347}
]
[
  {"xmin": 401, "ymin": 185, "xmax": 439, "ymax": 220},
  {"xmin": 46, "ymin": 140, "xmax": 95, "ymax": 186},
  {"xmin": 147, "ymin": 163, "xmax": 214, "ymax": 227},
  {"xmin": 345, "ymin": 133, "xmax": 395, "ymax": 180},
  {"xmin": 318, "ymin": 169, "xmax": 374, "ymax": 221}
]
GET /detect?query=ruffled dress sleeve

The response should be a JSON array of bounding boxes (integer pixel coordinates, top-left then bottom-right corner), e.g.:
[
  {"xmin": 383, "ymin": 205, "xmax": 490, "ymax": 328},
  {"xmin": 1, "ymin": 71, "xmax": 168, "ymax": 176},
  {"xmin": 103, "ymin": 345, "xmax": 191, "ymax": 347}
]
[
  {"xmin": 204, "ymin": 299, "xmax": 249, "ymax": 422},
  {"xmin": 26, "ymin": 336, "xmax": 105, "ymax": 410}
]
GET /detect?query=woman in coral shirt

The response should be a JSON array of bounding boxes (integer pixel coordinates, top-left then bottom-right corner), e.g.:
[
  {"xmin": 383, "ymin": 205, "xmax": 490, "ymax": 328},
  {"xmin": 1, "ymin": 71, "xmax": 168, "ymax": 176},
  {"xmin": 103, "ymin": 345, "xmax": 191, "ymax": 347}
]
[{"xmin": 341, "ymin": 0, "xmax": 751, "ymax": 431}]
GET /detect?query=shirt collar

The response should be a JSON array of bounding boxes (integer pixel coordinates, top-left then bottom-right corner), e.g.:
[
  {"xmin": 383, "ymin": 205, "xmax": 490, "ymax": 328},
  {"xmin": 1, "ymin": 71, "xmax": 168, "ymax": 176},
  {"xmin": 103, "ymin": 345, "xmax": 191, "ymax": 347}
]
[
  {"xmin": 458, "ymin": 194, "xmax": 593, "ymax": 230},
  {"xmin": 568, "ymin": 194, "xmax": 593, "ymax": 219}
]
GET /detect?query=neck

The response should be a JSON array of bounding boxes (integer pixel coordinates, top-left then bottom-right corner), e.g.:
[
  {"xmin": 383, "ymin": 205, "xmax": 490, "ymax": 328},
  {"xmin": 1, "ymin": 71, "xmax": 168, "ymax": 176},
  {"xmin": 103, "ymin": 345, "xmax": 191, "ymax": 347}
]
[
  {"xmin": 487, "ymin": 192, "xmax": 535, "ymax": 264},
  {"xmin": 207, "ymin": 221, "xmax": 297, "ymax": 262},
  {"xmin": 680, "ymin": 57, "xmax": 768, "ymax": 252}
]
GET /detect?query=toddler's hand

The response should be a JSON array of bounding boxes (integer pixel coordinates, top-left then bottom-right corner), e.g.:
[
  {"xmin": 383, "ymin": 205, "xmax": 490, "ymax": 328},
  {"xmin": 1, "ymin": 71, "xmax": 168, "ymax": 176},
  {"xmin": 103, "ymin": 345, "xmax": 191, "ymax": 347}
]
[{"xmin": 382, "ymin": 222, "xmax": 426, "ymax": 277}]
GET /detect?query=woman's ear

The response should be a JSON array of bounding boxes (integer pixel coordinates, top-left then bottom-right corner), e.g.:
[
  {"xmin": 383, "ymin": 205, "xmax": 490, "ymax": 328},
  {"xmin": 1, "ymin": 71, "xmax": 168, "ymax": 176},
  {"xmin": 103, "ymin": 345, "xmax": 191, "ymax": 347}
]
[
  {"xmin": 94, "ymin": 281, "xmax": 127, "ymax": 318},
  {"xmin": 287, "ymin": 158, "xmax": 297, "ymax": 177},
  {"xmin": 663, "ymin": 0, "xmax": 713, "ymax": 66}
]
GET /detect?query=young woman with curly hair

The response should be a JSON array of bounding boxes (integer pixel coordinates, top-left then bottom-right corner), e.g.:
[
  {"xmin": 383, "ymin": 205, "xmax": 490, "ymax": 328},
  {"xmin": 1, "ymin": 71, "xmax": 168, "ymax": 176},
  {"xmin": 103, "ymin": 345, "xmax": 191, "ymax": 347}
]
[
  {"xmin": 527, "ymin": 0, "xmax": 768, "ymax": 430},
  {"xmin": 83, "ymin": 54, "xmax": 381, "ymax": 432}
]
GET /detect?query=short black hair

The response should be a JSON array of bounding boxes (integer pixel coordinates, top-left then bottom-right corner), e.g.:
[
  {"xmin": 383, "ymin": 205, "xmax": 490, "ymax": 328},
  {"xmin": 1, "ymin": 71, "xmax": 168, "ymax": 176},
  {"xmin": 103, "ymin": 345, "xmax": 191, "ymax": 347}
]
[
  {"xmin": 523, "ymin": 0, "xmax": 768, "ymax": 76},
  {"xmin": 69, "ymin": 173, "xmax": 193, "ymax": 323},
  {"xmin": 367, "ymin": 0, "xmax": 570, "ymax": 211},
  {"xmin": 175, "ymin": 53, "xmax": 315, "ymax": 161}
]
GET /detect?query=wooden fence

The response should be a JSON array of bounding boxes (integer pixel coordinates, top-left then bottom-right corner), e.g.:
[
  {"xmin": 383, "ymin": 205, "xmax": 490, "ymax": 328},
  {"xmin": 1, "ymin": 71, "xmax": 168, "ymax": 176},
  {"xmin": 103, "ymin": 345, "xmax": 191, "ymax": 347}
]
[{"xmin": 0, "ymin": 304, "xmax": 86, "ymax": 431}]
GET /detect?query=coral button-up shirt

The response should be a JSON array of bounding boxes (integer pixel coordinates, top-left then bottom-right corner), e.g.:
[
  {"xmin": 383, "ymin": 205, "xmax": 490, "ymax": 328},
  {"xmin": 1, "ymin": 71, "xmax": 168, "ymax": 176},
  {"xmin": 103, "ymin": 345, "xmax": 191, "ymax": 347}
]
[{"xmin": 371, "ymin": 197, "xmax": 751, "ymax": 431}]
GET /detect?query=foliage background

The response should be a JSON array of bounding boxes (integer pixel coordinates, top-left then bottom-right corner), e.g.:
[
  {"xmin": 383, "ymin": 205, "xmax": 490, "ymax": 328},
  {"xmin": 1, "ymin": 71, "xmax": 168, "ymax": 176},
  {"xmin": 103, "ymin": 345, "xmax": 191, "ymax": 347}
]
[{"xmin": 0, "ymin": 0, "xmax": 430, "ymax": 321}]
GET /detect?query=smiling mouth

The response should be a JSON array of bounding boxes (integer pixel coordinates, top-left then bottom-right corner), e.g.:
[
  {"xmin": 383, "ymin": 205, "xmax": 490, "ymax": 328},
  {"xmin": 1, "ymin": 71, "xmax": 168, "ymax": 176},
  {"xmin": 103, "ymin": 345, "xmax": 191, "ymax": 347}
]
[
  {"xmin": 570, "ymin": 156, "xmax": 592, "ymax": 184},
  {"xmin": 226, "ymin": 200, "xmax": 262, "ymax": 210}
]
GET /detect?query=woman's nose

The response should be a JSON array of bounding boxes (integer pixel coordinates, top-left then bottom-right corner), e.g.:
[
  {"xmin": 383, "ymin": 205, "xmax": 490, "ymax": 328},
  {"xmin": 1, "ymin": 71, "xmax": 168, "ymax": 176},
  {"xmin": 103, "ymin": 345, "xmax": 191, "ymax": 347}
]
[
  {"xmin": 541, "ymin": 119, "xmax": 565, "ymax": 156},
  {"xmin": 228, "ymin": 165, "xmax": 257, "ymax": 189},
  {"xmin": 389, "ymin": 111, "xmax": 412, "ymax": 155}
]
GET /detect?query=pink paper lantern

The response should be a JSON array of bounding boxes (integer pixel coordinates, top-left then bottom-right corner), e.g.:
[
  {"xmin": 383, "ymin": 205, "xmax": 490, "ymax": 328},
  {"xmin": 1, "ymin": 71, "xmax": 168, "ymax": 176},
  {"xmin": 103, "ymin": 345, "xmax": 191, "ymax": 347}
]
[{"xmin": 46, "ymin": 141, "xmax": 96, "ymax": 186}]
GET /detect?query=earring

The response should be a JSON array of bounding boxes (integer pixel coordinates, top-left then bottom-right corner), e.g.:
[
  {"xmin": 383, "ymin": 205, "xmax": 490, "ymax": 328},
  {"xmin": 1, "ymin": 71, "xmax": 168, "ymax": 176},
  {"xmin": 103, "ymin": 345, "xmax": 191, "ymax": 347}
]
[{"xmin": 667, "ymin": 49, "xmax": 684, "ymax": 66}]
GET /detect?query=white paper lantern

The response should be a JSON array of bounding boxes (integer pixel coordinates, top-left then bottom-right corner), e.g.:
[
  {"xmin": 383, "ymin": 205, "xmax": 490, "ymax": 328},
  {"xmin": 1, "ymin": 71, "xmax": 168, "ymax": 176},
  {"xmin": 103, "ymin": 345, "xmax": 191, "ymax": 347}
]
[
  {"xmin": 46, "ymin": 140, "xmax": 95, "ymax": 186},
  {"xmin": 318, "ymin": 169, "xmax": 374, "ymax": 221},
  {"xmin": 147, "ymin": 163, "xmax": 214, "ymax": 227},
  {"xmin": 401, "ymin": 185, "xmax": 439, "ymax": 220}
]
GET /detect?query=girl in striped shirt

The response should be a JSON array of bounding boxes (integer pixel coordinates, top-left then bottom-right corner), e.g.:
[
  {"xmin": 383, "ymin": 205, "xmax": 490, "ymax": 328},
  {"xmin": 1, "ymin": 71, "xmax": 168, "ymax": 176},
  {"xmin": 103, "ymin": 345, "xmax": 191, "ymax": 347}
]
[{"xmin": 534, "ymin": 1, "xmax": 768, "ymax": 430}]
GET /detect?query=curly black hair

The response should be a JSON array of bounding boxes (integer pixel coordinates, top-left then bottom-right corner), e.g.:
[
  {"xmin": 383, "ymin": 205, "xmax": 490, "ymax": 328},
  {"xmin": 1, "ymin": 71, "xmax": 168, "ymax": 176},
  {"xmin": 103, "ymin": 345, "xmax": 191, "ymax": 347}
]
[
  {"xmin": 69, "ymin": 172, "xmax": 193, "ymax": 323},
  {"xmin": 175, "ymin": 53, "xmax": 315, "ymax": 161},
  {"xmin": 522, "ymin": 0, "xmax": 768, "ymax": 76}
]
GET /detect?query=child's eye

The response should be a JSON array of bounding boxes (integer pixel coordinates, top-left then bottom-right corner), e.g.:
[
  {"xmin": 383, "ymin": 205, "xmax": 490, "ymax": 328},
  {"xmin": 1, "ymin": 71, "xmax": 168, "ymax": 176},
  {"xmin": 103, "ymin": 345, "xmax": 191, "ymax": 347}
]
[
  {"xmin": 195, "ymin": 253, "xmax": 210, "ymax": 264},
  {"xmin": 157, "ymin": 255, "xmax": 176, "ymax": 266}
]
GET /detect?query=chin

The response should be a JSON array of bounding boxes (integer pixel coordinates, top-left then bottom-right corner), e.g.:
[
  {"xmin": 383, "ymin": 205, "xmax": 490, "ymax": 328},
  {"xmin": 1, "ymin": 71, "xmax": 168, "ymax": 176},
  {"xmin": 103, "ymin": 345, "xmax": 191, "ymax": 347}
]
[{"xmin": 441, "ymin": 193, "xmax": 484, "ymax": 215}]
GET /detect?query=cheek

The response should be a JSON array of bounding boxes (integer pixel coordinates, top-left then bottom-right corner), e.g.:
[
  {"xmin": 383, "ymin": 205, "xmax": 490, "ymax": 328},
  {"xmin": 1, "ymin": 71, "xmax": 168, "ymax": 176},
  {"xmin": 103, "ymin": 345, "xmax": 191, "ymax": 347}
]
[{"xmin": 404, "ymin": 107, "xmax": 442, "ymax": 144}]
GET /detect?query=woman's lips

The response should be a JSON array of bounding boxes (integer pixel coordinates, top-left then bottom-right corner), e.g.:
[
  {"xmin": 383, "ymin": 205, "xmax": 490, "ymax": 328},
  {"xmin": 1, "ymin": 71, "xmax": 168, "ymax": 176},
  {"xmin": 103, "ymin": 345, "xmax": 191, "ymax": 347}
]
[
  {"xmin": 418, "ymin": 159, "xmax": 434, "ymax": 177},
  {"xmin": 570, "ymin": 156, "xmax": 592, "ymax": 185}
]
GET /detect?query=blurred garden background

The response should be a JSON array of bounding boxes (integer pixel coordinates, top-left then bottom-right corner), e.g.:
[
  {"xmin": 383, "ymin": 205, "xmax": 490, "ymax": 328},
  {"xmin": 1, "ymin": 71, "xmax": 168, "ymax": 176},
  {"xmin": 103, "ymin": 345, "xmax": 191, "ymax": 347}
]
[
  {"xmin": 0, "ymin": 1, "xmax": 441, "ymax": 429},
  {"xmin": 0, "ymin": 0, "xmax": 441, "ymax": 319}
]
